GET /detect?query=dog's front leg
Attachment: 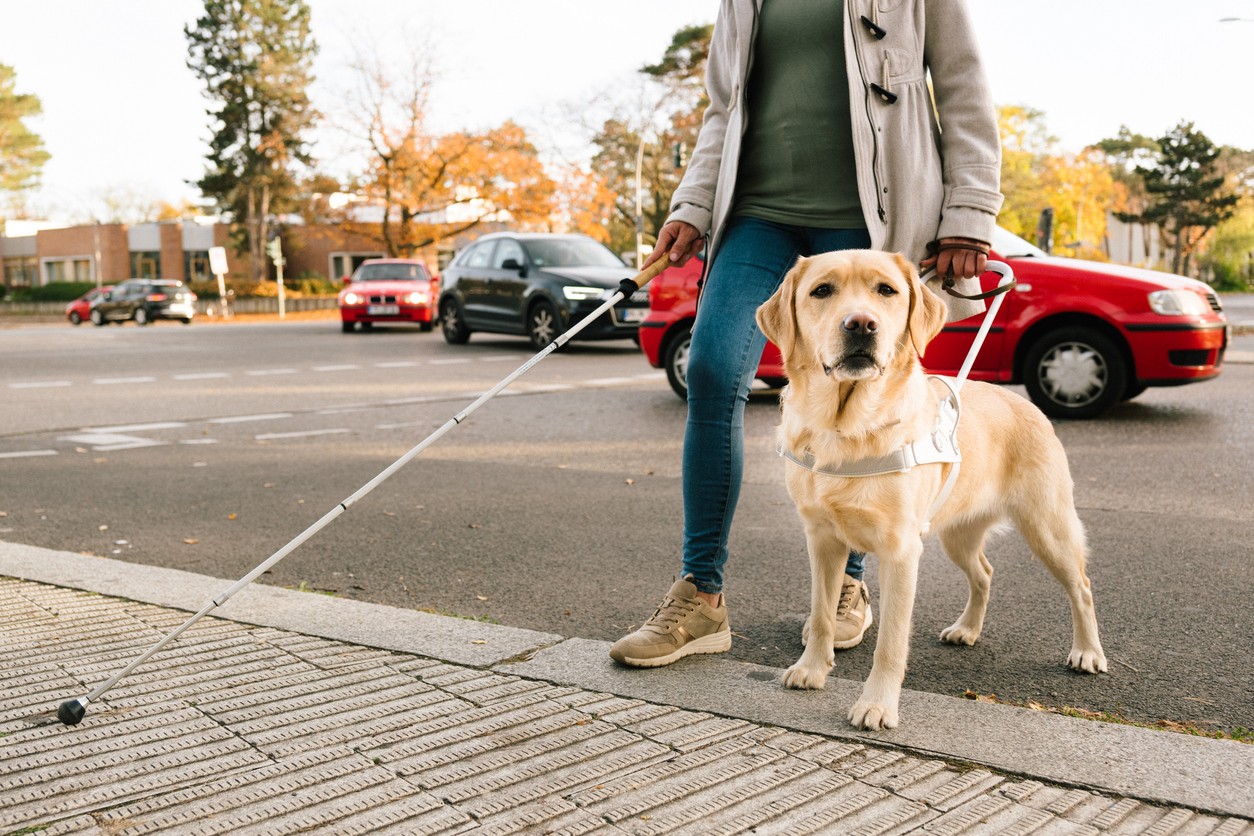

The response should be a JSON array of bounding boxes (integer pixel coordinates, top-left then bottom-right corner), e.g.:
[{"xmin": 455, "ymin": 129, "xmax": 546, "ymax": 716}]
[
  {"xmin": 849, "ymin": 539, "xmax": 922, "ymax": 730},
  {"xmin": 783, "ymin": 519, "xmax": 846, "ymax": 691}
]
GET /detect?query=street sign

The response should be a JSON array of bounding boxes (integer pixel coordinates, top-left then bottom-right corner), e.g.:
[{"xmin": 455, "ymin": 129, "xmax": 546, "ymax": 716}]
[{"xmin": 208, "ymin": 246, "xmax": 228, "ymax": 275}]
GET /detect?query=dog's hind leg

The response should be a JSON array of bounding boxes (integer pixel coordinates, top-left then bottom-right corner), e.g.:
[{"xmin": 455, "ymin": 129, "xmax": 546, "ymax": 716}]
[
  {"xmin": 783, "ymin": 515, "xmax": 846, "ymax": 691},
  {"xmin": 849, "ymin": 539, "xmax": 923, "ymax": 730},
  {"xmin": 937, "ymin": 522, "xmax": 994, "ymax": 646},
  {"xmin": 1014, "ymin": 503, "xmax": 1107, "ymax": 674}
]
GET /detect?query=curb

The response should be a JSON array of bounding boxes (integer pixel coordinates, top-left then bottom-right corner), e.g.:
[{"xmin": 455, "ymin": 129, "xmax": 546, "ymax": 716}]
[{"xmin": 3, "ymin": 541, "xmax": 1251, "ymax": 820}]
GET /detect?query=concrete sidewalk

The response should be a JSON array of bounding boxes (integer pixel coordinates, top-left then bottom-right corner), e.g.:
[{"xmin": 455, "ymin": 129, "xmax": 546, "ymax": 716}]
[{"xmin": 3, "ymin": 542, "xmax": 1251, "ymax": 835}]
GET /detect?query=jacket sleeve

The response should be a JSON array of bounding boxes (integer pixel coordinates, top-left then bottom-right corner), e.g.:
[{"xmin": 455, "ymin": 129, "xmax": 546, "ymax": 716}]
[
  {"xmin": 923, "ymin": 0, "xmax": 1004, "ymax": 244},
  {"xmin": 666, "ymin": 0, "xmax": 737, "ymax": 235}
]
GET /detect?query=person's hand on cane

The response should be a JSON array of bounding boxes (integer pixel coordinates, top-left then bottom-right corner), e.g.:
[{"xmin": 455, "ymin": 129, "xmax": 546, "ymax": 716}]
[{"xmin": 645, "ymin": 220, "xmax": 704, "ymax": 269}]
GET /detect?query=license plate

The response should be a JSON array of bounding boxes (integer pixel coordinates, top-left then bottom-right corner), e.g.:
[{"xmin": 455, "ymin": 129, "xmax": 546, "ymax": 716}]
[
  {"xmin": 368, "ymin": 304, "xmax": 400, "ymax": 315},
  {"xmin": 618, "ymin": 308, "xmax": 648, "ymax": 323}
]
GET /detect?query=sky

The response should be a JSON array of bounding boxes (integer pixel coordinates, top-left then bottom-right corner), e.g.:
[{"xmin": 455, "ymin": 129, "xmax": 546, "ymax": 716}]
[{"xmin": 2, "ymin": 0, "xmax": 1253, "ymax": 224}]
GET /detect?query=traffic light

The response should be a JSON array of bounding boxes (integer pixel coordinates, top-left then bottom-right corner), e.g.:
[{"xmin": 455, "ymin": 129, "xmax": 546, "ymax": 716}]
[{"xmin": 265, "ymin": 236, "xmax": 283, "ymax": 262}]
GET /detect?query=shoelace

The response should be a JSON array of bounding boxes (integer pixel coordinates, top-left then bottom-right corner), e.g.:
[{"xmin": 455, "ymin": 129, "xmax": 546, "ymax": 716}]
[
  {"xmin": 836, "ymin": 582, "xmax": 860, "ymax": 615},
  {"xmin": 647, "ymin": 595, "xmax": 698, "ymax": 629}
]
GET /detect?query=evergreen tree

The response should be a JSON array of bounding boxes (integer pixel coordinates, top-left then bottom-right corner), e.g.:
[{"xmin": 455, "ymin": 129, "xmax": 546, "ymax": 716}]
[
  {"xmin": 1117, "ymin": 122, "xmax": 1238, "ymax": 276},
  {"xmin": 185, "ymin": 0, "xmax": 318, "ymax": 279},
  {"xmin": 0, "ymin": 63, "xmax": 51, "ymax": 212}
]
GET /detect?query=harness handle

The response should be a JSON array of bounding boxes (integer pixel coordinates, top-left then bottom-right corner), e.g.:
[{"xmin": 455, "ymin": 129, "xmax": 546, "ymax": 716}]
[{"xmin": 920, "ymin": 260, "xmax": 1016, "ymax": 391}]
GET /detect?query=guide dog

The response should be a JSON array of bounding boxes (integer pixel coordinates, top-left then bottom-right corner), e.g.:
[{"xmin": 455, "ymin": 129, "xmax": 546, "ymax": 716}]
[{"xmin": 755, "ymin": 250, "xmax": 1106, "ymax": 730}]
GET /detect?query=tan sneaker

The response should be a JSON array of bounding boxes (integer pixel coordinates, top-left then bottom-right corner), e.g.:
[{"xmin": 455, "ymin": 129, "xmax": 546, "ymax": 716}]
[
  {"xmin": 609, "ymin": 576, "xmax": 732, "ymax": 667},
  {"xmin": 802, "ymin": 574, "xmax": 873, "ymax": 650}
]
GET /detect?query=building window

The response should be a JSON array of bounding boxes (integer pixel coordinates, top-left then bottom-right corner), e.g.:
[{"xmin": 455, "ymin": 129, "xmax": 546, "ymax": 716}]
[
  {"xmin": 42, "ymin": 257, "xmax": 93, "ymax": 284},
  {"xmin": 130, "ymin": 251, "xmax": 161, "ymax": 279},
  {"xmin": 185, "ymin": 250, "xmax": 211, "ymax": 283},
  {"xmin": 3, "ymin": 257, "xmax": 39, "ymax": 288},
  {"xmin": 329, "ymin": 251, "xmax": 385, "ymax": 281}
]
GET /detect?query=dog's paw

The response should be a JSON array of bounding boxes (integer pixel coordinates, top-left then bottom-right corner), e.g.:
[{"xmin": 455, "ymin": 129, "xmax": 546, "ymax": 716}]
[
  {"xmin": 783, "ymin": 661, "xmax": 830, "ymax": 690},
  {"xmin": 848, "ymin": 699, "xmax": 899, "ymax": 730},
  {"xmin": 1067, "ymin": 646, "xmax": 1107, "ymax": 674},
  {"xmin": 939, "ymin": 622, "xmax": 980, "ymax": 646}
]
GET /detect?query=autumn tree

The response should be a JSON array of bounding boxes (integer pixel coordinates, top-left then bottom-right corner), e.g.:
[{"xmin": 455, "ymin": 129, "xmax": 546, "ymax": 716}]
[
  {"xmin": 1116, "ymin": 122, "xmax": 1239, "ymax": 276},
  {"xmin": 346, "ymin": 47, "xmax": 556, "ymax": 256},
  {"xmin": 995, "ymin": 105, "xmax": 1054, "ymax": 241},
  {"xmin": 186, "ymin": 0, "xmax": 318, "ymax": 280},
  {"xmin": 0, "ymin": 63, "xmax": 50, "ymax": 216}
]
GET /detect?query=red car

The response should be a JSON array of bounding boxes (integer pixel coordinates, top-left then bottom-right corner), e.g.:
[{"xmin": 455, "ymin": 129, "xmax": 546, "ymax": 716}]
[
  {"xmin": 639, "ymin": 228, "xmax": 1230, "ymax": 419},
  {"xmin": 339, "ymin": 258, "xmax": 437, "ymax": 333},
  {"xmin": 65, "ymin": 286, "xmax": 113, "ymax": 325}
]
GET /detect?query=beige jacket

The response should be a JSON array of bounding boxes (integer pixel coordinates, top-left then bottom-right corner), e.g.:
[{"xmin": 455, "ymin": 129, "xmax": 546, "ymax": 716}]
[{"xmin": 668, "ymin": 0, "xmax": 1003, "ymax": 320}]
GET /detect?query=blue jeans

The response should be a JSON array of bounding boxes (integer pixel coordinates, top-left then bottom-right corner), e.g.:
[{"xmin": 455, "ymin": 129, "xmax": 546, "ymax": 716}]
[{"xmin": 682, "ymin": 216, "xmax": 872, "ymax": 594}]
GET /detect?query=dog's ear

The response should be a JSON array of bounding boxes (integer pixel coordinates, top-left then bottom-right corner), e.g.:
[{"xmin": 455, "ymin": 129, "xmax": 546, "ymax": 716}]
[
  {"xmin": 897, "ymin": 253, "xmax": 947, "ymax": 357},
  {"xmin": 756, "ymin": 256, "xmax": 807, "ymax": 360}
]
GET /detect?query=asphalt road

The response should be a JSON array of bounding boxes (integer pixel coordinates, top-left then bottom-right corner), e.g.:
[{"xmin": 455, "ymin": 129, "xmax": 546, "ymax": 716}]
[{"xmin": 2, "ymin": 314, "xmax": 1252, "ymax": 736}]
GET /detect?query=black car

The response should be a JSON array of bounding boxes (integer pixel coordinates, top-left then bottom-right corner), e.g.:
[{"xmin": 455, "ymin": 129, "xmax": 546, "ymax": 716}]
[
  {"xmin": 437, "ymin": 233, "xmax": 649, "ymax": 350},
  {"xmin": 90, "ymin": 279, "xmax": 198, "ymax": 326}
]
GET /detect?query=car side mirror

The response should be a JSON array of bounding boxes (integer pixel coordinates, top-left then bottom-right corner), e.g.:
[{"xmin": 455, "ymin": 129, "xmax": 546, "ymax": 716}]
[
  {"xmin": 501, "ymin": 258, "xmax": 526, "ymax": 276},
  {"xmin": 342, "ymin": 276, "xmax": 352, "ymax": 285}
]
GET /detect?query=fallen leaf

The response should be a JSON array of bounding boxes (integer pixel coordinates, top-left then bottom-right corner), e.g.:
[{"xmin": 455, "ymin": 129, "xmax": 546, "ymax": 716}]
[
  {"xmin": 75, "ymin": 447, "xmax": 88, "ymax": 453},
  {"xmin": 184, "ymin": 538, "xmax": 199, "ymax": 545},
  {"xmin": 114, "ymin": 540, "xmax": 128, "ymax": 546},
  {"xmin": 228, "ymin": 513, "xmax": 237, "ymax": 520},
  {"xmin": 625, "ymin": 478, "xmax": 636, "ymax": 486},
  {"xmin": 470, "ymin": 639, "xmax": 487, "ymax": 645},
  {"xmin": 0, "ymin": 511, "xmax": 7, "ymax": 518},
  {"xmin": 468, "ymin": 523, "xmax": 481, "ymax": 529},
  {"xmin": 93, "ymin": 458, "xmax": 108, "ymax": 464},
  {"xmin": 192, "ymin": 462, "xmax": 207, "ymax": 468},
  {"xmin": 263, "ymin": 483, "xmax": 275, "ymax": 488},
  {"xmin": 98, "ymin": 524, "xmax": 109, "ymax": 531},
  {"xmin": 383, "ymin": 511, "xmax": 396, "ymax": 517},
  {"xmin": 476, "ymin": 595, "xmax": 488, "ymax": 601}
]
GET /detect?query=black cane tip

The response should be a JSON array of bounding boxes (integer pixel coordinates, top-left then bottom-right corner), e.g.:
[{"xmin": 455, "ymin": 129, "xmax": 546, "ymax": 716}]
[{"xmin": 57, "ymin": 699, "xmax": 86, "ymax": 726}]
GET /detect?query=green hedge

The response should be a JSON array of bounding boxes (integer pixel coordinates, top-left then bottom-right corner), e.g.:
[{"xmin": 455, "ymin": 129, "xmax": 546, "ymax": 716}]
[{"xmin": 7, "ymin": 282, "xmax": 99, "ymax": 302}]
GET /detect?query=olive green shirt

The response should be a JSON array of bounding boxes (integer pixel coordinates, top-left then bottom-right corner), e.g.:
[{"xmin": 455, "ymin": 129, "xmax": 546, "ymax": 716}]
[{"xmin": 733, "ymin": 0, "xmax": 863, "ymax": 228}]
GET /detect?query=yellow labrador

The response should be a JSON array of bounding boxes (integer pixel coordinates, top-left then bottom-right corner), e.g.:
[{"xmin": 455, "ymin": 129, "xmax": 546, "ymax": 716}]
[{"xmin": 756, "ymin": 250, "xmax": 1106, "ymax": 731}]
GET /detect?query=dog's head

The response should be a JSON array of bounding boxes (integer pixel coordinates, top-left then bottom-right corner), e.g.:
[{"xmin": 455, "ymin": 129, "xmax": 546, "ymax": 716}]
[{"xmin": 756, "ymin": 250, "xmax": 947, "ymax": 381}]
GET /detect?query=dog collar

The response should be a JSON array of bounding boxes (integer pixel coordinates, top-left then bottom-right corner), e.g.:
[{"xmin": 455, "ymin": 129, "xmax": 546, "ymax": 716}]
[{"xmin": 778, "ymin": 376, "xmax": 962, "ymax": 478}]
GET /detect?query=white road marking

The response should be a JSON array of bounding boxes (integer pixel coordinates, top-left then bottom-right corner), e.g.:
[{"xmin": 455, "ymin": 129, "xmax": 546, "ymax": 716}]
[
  {"xmin": 429, "ymin": 358, "xmax": 472, "ymax": 365},
  {"xmin": 246, "ymin": 368, "xmax": 298, "ymax": 376},
  {"xmin": 84, "ymin": 422, "xmax": 186, "ymax": 433},
  {"xmin": 179, "ymin": 438, "xmax": 219, "ymax": 445},
  {"xmin": 316, "ymin": 406, "xmax": 368, "ymax": 415},
  {"xmin": 208, "ymin": 413, "xmax": 293, "ymax": 424},
  {"xmin": 9, "ymin": 381, "xmax": 73, "ymax": 389},
  {"xmin": 61, "ymin": 432, "xmax": 167, "ymax": 451},
  {"xmin": 375, "ymin": 361, "xmax": 419, "ymax": 368},
  {"xmin": 92, "ymin": 376, "xmax": 157, "ymax": 385},
  {"xmin": 173, "ymin": 372, "xmax": 230, "ymax": 380},
  {"xmin": 476, "ymin": 355, "xmax": 522, "ymax": 362},
  {"xmin": 255, "ymin": 428, "xmax": 351, "ymax": 441},
  {"xmin": 312, "ymin": 364, "xmax": 361, "ymax": 372},
  {"xmin": 0, "ymin": 449, "xmax": 58, "ymax": 459}
]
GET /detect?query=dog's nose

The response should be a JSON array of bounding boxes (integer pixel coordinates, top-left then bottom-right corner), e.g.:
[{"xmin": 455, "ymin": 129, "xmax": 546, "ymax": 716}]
[{"xmin": 842, "ymin": 312, "xmax": 878, "ymax": 335}]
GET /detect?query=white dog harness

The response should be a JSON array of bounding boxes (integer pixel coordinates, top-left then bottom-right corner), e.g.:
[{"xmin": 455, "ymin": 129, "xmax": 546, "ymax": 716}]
[{"xmin": 778, "ymin": 376, "xmax": 962, "ymax": 532}]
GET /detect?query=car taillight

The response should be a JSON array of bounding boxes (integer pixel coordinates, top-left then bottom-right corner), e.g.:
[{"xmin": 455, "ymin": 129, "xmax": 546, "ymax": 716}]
[{"xmin": 146, "ymin": 293, "xmax": 167, "ymax": 302}]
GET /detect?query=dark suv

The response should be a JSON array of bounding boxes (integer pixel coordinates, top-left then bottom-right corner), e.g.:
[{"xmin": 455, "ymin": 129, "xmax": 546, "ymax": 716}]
[
  {"xmin": 90, "ymin": 280, "xmax": 198, "ymax": 326},
  {"xmin": 437, "ymin": 232, "xmax": 649, "ymax": 350}
]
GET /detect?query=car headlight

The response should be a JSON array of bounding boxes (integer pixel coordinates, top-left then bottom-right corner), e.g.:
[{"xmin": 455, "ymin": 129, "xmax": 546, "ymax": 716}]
[
  {"xmin": 1148, "ymin": 290, "xmax": 1209, "ymax": 316},
  {"xmin": 562, "ymin": 286, "xmax": 606, "ymax": 301},
  {"xmin": 403, "ymin": 291, "xmax": 428, "ymax": 305},
  {"xmin": 343, "ymin": 292, "xmax": 362, "ymax": 305}
]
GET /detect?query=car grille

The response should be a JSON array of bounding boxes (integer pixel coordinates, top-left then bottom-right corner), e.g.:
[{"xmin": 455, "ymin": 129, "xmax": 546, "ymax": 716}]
[
  {"xmin": 1205, "ymin": 291, "xmax": 1223, "ymax": 312},
  {"xmin": 367, "ymin": 294, "xmax": 398, "ymax": 304}
]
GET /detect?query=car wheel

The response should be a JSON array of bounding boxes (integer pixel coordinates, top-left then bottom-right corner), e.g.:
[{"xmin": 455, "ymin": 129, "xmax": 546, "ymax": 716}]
[
  {"xmin": 341, "ymin": 321, "xmax": 355, "ymax": 333},
  {"xmin": 134, "ymin": 308, "xmax": 150, "ymax": 326},
  {"xmin": 91, "ymin": 309, "xmax": 106, "ymax": 327},
  {"xmin": 441, "ymin": 299, "xmax": 471, "ymax": 344},
  {"xmin": 1023, "ymin": 327, "xmax": 1127, "ymax": 420},
  {"xmin": 181, "ymin": 318, "xmax": 193, "ymax": 325},
  {"xmin": 527, "ymin": 300, "xmax": 561, "ymax": 351},
  {"xmin": 69, "ymin": 311, "xmax": 82, "ymax": 325},
  {"xmin": 664, "ymin": 326, "xmax": 693, "ymax": 401}
]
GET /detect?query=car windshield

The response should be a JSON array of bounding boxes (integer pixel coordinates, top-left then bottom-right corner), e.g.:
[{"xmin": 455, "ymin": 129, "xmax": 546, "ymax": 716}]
[
  {"xmin": 354, "ymin": 264, "xmax": 428, "ymax": 281},
  {"xmin": 522, "ymin": 239, "xmax": 624, "ymax": 269},
  {"xmin": 992, "ymin": 227, "xmax": 1047, "ymax": 258}
]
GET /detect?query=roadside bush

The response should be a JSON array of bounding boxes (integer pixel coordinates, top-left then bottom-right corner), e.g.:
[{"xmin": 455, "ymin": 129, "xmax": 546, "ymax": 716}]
[{"xmin": 8, "ymin": 282, "xmax": 98, "ymax": 302}]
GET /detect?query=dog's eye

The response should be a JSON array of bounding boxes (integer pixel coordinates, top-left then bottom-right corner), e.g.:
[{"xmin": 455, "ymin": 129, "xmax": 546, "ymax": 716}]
[
  {"xmin": 877, "ymin": 283, "xmax": 898, "ymax": 297},
  {"xmin": 810, "ymin": 283, "xmax": 834, "ymax": 299}
]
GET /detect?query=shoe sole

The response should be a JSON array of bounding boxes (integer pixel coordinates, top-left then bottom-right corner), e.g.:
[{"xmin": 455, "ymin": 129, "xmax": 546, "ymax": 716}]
[
  {"xmin": 611, "ymin": 629, "xmax": 732, "ymax": 668},
  {"xmin": 832, "ymin": 606, "xmax": 874, "ymax": 650}
]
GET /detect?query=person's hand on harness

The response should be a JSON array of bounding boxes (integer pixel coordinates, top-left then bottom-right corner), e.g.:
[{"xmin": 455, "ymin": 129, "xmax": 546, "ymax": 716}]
[
  {"xmin": 920, "ymin": 237, "xmax": 990, "ymax": 282},
  {"xmin": 646, "ymin": 220, "xmax": 704, "ymax": 269}
]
